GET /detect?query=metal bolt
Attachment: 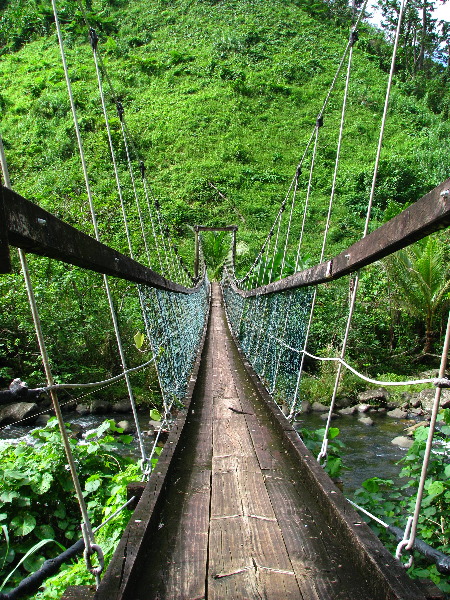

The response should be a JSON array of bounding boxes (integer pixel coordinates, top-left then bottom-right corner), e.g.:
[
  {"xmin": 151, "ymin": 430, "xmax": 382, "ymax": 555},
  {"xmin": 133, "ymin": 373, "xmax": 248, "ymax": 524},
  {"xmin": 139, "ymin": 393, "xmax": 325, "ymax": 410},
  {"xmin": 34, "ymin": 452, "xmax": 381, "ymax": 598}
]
[
  {"xmin": 37, "ymin": 218, "xmax": 46, "ymax": 225},
  {"xmin": 440, "ymin": 189, "xmax": 450, "ymax": 200}
]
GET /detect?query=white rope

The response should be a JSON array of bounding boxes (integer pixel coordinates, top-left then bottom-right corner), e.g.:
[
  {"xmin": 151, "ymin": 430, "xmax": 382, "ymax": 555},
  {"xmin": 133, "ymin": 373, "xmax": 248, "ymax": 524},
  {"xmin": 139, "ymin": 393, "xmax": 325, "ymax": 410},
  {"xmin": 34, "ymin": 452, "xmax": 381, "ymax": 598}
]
[
  {"xmin": 317, "ymin": 0, "xmax": 407, "ymax": 464},
  {"xmin": 288, "ymin": 40, "xmax": 355, "ymax": 419},
  {"xmin": 253, "ymin": 330, "xmax": 446, "ymax": 388},
  {"xmin": 1, "ymin": 127, "xmax": 102, "ymax": 586},
  {"xmin": 53, "ymin": 7, "xmax": 148, "ymax": 472}
]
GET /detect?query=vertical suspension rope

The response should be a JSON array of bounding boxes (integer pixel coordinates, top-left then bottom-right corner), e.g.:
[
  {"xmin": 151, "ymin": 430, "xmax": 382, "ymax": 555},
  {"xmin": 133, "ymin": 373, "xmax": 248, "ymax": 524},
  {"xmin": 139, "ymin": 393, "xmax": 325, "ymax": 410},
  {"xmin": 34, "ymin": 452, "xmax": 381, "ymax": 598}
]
[
  {"xmin": 397, "ymin": 312, "xmax": 450, "ymax": 565},
  {"xmin": 51, "ymin": 2, "xmax": 148, "ymax": 469},
  {"xmin": 0, "ymin": 132, "xmax": 104, "ymax": 586},
  {"xmin": 317, "ymin": 0, "xmax": 407, "ymax": 464},
  {"xmin": 288, "ymin": 34, "xmax": 356, "ymax": 419}
]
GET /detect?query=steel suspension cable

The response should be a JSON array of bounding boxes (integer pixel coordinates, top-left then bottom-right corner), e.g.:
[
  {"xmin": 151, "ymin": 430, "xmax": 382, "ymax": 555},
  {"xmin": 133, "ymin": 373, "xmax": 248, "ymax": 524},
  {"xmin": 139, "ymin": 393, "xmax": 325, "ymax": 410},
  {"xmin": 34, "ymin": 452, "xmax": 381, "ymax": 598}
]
[{"xmin": 317, "ymin": 0, "xmax": 407, "ymax": 464}]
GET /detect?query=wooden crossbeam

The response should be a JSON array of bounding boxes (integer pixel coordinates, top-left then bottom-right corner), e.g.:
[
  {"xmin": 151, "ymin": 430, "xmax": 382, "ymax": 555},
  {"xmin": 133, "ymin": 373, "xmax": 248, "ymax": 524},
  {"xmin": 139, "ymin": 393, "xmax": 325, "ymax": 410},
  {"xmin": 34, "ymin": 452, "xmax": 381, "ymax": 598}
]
[{"xmin": 0, "ymin": 185, "xmax": 198, "ymax": 294}]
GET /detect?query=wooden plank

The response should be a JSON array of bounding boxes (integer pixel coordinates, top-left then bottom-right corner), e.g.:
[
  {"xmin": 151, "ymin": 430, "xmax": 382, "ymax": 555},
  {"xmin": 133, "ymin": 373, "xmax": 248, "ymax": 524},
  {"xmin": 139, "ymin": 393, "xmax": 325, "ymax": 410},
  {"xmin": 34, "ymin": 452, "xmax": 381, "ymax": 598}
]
[
  {"xmin": 132, "ymin": 468, "xmax": 211, "ymax": 600},
  {"xmin": 233, "ymin": 177, "xmax": 450, "ymax": 297},
  {"xmin": 61, "ymin": 586, "xmax": 96, "ymax": 599},
  {"xmin": 1, "ymin": 185, "xmax": 197, "ymax": 294}
]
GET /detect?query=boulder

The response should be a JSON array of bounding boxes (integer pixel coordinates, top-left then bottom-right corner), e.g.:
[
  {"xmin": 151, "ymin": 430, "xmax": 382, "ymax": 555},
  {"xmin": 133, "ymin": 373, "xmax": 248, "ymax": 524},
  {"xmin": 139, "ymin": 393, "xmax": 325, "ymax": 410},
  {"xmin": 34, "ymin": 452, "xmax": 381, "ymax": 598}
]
[
  {"xmin": 117, "ymin": 420, "xmax": 134, "ymax": 434},
  {"xmin": 320, "ymin": 412, "xmax": 338, "ymax": 420},
  {"xmin": 90, "ymin": 399, "xmax": 110, "ymax": 415},
  {"xmin": 391, "ymin": 436, "xmax": 413, "ymax": 449},
  {"xmin": 35, "ymin": 414, "xmax": 51, "ymax": 427},
  {"xmin": 299, "ymin": 400, "xmax": 312, "ymax": 414},
  {"xmin": 0, "ymin": 402, "xmax": 38, "ymax": 426},
  {"xmin": 386, "ymin": 408, "xmax": 408, "ymax": 419},
  {"xmin": 113, "ymin": 400, "xmax": 132, "ymax": 414},
  {"xmin": 409, "ymin": 394, "xmax": 422, "ymax": 409},
  {"xmin": 76, "ymin": 403, "xmax": 90, "ymax": 416},
  {"xmin": 359, "ymin": 416, "xmax": 374, "ymax": 426},
  {"xmin": 338, "ymin": 406, "xmax": 357, "ymax": 416},
  {"xmin": 335, "ymin": 396, "xmax": 353, "ymax": 409},
  {"xmin": 419, "ymin": 388, "xmax": 450, "ymax": 412},
  {"xmin": 312, "ymin": 401, "xmax": 329, "ymax": 412},
  {"xmin": 356, "ymin": 403, "xmax": 371, "ymax": 413},
  {"xmin": 357, "ymin": 389, "xmax": 389, "ymax": 405}
]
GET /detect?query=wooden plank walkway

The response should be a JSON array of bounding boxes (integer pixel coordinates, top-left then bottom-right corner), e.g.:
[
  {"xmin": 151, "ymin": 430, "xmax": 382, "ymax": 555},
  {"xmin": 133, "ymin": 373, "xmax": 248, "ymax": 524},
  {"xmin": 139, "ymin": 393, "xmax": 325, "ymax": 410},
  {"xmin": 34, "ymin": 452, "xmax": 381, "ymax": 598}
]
[{"xmin": 89, "ymin": 283, "xmax": 428, "ymax": 600}]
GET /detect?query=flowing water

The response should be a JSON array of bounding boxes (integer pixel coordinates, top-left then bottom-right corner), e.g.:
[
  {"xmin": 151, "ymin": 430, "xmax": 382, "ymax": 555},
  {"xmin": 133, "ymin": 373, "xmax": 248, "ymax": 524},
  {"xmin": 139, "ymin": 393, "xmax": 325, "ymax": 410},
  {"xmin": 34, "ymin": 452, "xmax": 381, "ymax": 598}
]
[{"xmin": 295, "ymin": 411, "xmax": 412, "ymax": 493}]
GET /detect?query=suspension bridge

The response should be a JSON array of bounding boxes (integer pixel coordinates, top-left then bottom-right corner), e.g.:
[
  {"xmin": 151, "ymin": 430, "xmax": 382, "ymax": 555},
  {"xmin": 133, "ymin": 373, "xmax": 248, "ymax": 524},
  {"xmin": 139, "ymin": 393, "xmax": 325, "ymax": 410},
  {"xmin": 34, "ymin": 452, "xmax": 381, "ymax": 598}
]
[{"xmin": 1, "ymin": 0, "xmax": 450, "ymax": 599}]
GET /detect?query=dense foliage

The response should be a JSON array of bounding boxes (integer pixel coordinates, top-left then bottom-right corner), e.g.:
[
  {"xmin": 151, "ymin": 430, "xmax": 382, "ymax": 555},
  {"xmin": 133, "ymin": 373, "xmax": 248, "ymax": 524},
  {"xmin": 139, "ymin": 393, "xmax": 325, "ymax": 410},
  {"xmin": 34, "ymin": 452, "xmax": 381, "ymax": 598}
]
[{"xmin": 0, "ymin": 418, "xmax": 140, "ymax": 596}]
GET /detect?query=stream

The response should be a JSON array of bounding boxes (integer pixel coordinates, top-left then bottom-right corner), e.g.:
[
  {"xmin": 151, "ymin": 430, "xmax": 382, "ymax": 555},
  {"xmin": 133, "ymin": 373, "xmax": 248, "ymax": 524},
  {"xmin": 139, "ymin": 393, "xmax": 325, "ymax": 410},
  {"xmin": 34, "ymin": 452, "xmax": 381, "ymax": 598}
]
[{"xmin": 0, "ymin": 409, "xmax": 413, "ymax": 494}]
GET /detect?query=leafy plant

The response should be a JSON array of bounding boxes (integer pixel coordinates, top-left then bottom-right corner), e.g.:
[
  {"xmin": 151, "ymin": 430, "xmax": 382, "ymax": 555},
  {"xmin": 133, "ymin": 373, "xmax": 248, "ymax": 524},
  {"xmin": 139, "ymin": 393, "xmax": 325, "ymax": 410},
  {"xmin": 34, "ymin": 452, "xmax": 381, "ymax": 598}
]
[
  {"xmin": 352, "ymin": 408, "xmax": 450, "ymax": 593},
  {"xmin": 0, "ymin": 418, "xmax": 140, "ymax": 593},
  {"xmin": 299, "ymin": 425, "xmax": 345, "ymax": 479}
]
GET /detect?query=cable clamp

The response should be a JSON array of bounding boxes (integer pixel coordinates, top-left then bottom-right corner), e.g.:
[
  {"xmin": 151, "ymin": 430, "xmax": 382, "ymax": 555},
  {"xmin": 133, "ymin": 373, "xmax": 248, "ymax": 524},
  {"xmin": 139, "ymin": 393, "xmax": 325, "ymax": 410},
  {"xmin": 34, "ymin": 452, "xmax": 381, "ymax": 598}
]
[
  {"xmin": 434, "ymin": 377, "xmax": 450, "ymax": 388},
  {"xmin": 89, "ymin": 28, "xmax": 99, "ymax": 51},
  {"xmin": 440, "ymin": 189, "xmax": 450, "ymax": 201},
  {"xmin": 316, "ymin": 115, "xmax": 324, "ymax": 128}
]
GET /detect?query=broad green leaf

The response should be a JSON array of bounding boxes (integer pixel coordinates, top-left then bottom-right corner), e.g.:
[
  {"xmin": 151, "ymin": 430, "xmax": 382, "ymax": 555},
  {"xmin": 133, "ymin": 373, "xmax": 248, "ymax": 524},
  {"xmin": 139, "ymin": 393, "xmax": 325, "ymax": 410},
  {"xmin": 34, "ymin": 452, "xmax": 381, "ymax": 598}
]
[
  {"xmin": 0, "ymin": 491, "xmax": 19, "ymax": 503},
  {"xmin": 35, "ymin": 524, "xmax": 55, "ymax": 541},
  {"xmin": 11, "ymin": 514, "xmax": 36, "ymax": 537},
  {"xmin": 150, "ymin": 409, "xmax": 161, "ymax": 422},
  {"xmin": 134, "ymin": 331, "xmax": 145, "ymax": 349},
  {"xmin": 85, "ymin": 478, "xmax": 102, "ymax": 493},
  {"xmin": 328, "ymin": 427, "xmax": 340, "ymax": 440}
]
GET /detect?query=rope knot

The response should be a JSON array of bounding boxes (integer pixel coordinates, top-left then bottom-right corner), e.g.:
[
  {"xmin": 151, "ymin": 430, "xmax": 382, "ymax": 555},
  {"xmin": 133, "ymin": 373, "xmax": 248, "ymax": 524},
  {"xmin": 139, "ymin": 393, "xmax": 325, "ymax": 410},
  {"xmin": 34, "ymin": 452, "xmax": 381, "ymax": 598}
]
[{"xmin": 89, "ymin": 28, "xmax": 98, "ymax": 51}]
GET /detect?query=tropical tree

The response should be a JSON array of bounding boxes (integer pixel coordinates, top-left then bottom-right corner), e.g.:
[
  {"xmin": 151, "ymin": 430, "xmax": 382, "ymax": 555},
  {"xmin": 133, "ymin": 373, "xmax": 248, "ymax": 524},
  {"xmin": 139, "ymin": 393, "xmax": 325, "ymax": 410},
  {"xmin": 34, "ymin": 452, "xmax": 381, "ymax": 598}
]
[{"xmin": 383, "ymin": 235, "xmax": 450, "ymax": 354}]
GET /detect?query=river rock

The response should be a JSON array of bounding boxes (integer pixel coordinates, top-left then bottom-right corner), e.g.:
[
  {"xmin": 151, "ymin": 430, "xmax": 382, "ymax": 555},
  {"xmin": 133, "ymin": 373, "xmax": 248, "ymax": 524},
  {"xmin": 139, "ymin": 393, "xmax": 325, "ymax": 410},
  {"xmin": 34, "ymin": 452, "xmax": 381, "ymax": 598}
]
[
  {"xmin": 357, "ymin": 389, "xmax": 388, "ymax": 405},
  {"xmin": 409, "ymin": 408, "xmax": 424, "ymax": 416},
  {"xmin": 359, "ymin": 416, "xmax": 374, "ymax": 426},
  {"xmin": 419, "ymin": 388, "xmax": 450, "ymax": 411},
  {"xmin": 117, "ymin": 420, "xmax": 133, "ymax": 434},
  {"xmin": 299, "ymin": 400, "xmax": 312, "ymax": 414},
  {"xmin": 338, "ymin": 406, "xmax": 357, "ymax": 416},
  {"xmin": 35, "ymin": 414, "xmax": 51, "ymax": 427},
  {"xmin": 391, "ymin": 436, "xmax": 413, "ymax": 449},
  {"xmin": 386, "ymin": 408, "xmax": 408, "ymax": 419},
  {"xmin": 113, "ymin": 400, "xmax": 132, "ymax": 414},
  {"xmin": 76, "ymin": 403, "xmax": 90, "ymax": 416},
  {"xmin": 312, "ymin": 401, "xmax": 329, "ymax": 412},
  {"xmin": 356, "ymin": 403, "xmax": 371, "ymax": 413},
  {"xmin": 90, "ymin": 399, "xmax": 110, "ymax": 415},
  {"xmin": 320, "ymin": 412, "xmax": 338, "ymax": 420},
  {"xmin": 335, "ymin": 396, "xmax": 353, "ymax": 409},
  {"xmin": 0, "ymin": 402, "xmax": 38, "ymax": 426}
]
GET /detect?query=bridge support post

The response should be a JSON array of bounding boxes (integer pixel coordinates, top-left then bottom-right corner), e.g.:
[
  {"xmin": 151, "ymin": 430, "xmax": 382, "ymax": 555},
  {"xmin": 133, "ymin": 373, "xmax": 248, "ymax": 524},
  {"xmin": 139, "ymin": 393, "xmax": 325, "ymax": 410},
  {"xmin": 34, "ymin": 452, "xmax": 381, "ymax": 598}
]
[{"xmin": 194, "ymin": 225, "xmax": 199, "ymax": 280}]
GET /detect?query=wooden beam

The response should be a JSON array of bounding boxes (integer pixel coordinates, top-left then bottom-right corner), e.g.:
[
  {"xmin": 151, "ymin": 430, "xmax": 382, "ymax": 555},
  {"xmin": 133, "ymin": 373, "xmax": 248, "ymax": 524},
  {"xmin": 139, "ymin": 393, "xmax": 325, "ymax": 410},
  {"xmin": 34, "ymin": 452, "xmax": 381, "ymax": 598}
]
[
  {"xmin": 194, "ymin": 225, "xmax": 238, "ymax": 232},
  {"xmin": 1, "ymin": 186, "xmax": 197, "ymax": 294},
  {"xmin": 236, "ymin": 177, "xmax": 450, "ymax": 297},
  {"xmin": 0, "ymin": 185, "xmax": 12, "ymax": 273}
]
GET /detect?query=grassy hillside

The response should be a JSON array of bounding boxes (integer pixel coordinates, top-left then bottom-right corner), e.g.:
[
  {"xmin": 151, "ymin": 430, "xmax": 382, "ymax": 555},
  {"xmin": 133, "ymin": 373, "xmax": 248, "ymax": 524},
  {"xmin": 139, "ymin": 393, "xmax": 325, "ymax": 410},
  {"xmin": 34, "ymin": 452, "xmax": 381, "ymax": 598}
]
[{"xmin": 0, "ymin": 0, "xmax": 449, "ymax": 386}]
